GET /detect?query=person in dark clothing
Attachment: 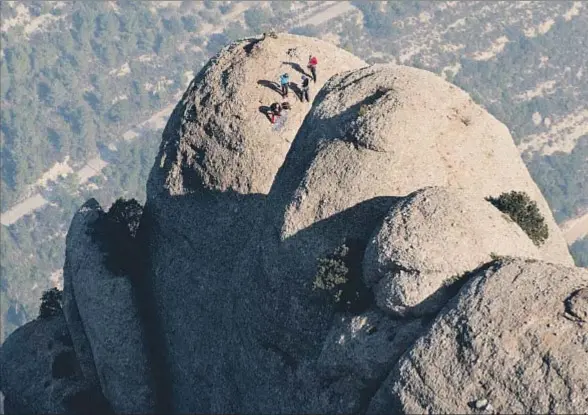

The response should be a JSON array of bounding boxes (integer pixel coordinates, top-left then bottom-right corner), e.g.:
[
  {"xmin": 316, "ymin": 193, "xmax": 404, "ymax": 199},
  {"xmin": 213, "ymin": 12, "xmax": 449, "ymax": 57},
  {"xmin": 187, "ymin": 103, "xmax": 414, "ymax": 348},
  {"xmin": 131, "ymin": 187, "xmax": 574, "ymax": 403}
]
[
  {"xmin": 279, "ymin": 73, "xmax": 290, "ymax": 97},
  {"xmin": 269, "ymin": 102, "xmax": 282, "ymax": 124},
  {"xmin": 301, "ymin": 75, "xmax": 310, "ymax": 102},
  {"xmin": 308, "ymin": 55, "xmax": 318, "ymax": 82}
]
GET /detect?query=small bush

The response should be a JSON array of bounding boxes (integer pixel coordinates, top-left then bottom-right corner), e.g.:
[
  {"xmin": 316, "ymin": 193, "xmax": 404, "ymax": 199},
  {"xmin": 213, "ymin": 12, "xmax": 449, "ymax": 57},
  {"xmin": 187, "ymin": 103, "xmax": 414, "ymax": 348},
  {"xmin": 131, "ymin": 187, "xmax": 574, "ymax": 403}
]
[
  {"xmin": 39, "ymin": 287, "xmax": 63, "ymax": 319},
  {"xmin": 313, "ymin": 247, "xmax": 349, "ymax": 300},
  {"xmin": 313, "ymin": 239, "xmax": 372, "ymax": 312},
  {"xmin": 106, "ymin": 197, "xmax": 142, "ymax": 238},
  {"xmin": 486, "ymin": 191, "xmax": 549, "ymax": 246},
  {"xmin": 90, "ymin": 198, "xmax": 143, "ymax": 276},
  {"xmin": 489, "ymin": 252, "xmax": 515, "ymax": 262}
]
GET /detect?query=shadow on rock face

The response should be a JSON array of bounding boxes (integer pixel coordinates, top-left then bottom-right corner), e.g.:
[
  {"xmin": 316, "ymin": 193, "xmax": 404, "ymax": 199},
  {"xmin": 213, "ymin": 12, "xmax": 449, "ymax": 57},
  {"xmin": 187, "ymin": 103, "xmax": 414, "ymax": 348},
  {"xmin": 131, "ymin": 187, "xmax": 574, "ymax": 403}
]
[
  {"xmin": 395, "ymin": 261, "xmax": 500, "ymax": 319},
  {"xmin": 52, "ymin": 350, "xmax": 79, "ymax": 379},
  {"xmin": 257, "ymin": 79, "xmax": 283, "ymax": 96},
  {"xmin": 0, "ymin": 312, "xmax": 111, "ymax": 415},
  {"xmin": 139, "ymin": 178, "xmax": 406, "ymax": 413},
  {"xmin": 140, "ymin": 187, "xmax": 267, "ymax": 413},
  {"xmin": 242, "ymin": 37, "xmax": 263, "ymax": 54},
  {"xmin": 63, "ymin": 387, "xmax": 113, "ymax": 415},
  {"xmin": 282, "ymin": 61, "xmax": 310, "ymax": 77},
  {"xmin": 238, "ymin": 195, "xmax": 402, "ymax": 360}
]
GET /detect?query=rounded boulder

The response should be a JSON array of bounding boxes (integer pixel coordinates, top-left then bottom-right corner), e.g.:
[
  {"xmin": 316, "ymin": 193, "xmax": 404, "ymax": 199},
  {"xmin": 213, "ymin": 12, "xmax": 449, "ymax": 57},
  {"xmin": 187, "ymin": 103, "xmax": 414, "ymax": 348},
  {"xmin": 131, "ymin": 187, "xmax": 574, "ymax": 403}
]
[{"xmin": 363, "ymin": 186, "xmax": 542, "ymax": 316}]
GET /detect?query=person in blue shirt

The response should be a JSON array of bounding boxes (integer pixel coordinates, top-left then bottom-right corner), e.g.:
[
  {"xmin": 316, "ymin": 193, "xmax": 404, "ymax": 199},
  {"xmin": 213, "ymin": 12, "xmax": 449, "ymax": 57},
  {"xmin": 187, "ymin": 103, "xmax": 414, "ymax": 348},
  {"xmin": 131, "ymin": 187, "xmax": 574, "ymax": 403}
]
[{"xmin": 280, "ymin": 73, "xmax": 290, "ymax": 97}]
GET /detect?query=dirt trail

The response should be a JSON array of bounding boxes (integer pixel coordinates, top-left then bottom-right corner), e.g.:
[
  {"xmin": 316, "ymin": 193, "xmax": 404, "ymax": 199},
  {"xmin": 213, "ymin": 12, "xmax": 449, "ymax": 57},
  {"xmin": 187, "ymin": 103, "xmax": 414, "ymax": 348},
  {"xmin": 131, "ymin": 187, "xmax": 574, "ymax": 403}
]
[
  {"xmin": 77, "ymin": 157, "xmax": 109, "ymax": 184},
  {"xmin": 303, "ymin": 1, "xmax": 357, "ymax": 26},
  {"xmin": 561, "ymin": 211, "xmax": 588, "ymax": 244},
  {"xmin": 0, "ymin": 100, "xmax": 179, "ymax": 226},
  {"xmin": 198, "ymin": 1, "xmax": 256, "ymax": 35},
  {"xmin": 518, "ymin": 108, "xmax": 588, "ymax": 156},
  {"xmin": 0, "ymin": 194, "xmax": 48, "ymax": 226}
]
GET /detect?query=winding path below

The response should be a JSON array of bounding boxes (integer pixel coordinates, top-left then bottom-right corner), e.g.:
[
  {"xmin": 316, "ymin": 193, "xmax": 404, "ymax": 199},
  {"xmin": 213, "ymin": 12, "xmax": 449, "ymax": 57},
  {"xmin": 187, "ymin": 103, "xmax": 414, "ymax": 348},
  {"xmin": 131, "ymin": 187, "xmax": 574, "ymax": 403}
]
[{"xmin": 561, "ymin": 211, "xmax": 588, "ymax": 244}]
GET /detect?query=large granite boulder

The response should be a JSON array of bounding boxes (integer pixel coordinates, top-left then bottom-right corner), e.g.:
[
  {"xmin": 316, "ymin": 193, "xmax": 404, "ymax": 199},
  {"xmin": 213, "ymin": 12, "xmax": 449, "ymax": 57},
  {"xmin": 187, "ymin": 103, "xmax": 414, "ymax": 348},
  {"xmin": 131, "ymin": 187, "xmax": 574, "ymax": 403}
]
[
  {"xmin": 368, "ymin": 259, "xmax": 588, "ymax": 414},
  {"xmin": 266, "ymin": 64, "xmax": 572, "ymax": 265},
  {"xmin": 62, "ymin": 199, "xmax": 156, "ymax": 413},
  {"xmin": 148, "ymin": 32, "xmax": 366, "ymax": 198},
  {"xmin": 363, "ymin": 186, "xmax": 542, "ymax": 317},
  {"xmin": 0, "ymin": 312, "xmax": 109, "ymax": 414},
  {"xmin": 139, "ymin": 46, "xmax": 575, "ymax": 413}
]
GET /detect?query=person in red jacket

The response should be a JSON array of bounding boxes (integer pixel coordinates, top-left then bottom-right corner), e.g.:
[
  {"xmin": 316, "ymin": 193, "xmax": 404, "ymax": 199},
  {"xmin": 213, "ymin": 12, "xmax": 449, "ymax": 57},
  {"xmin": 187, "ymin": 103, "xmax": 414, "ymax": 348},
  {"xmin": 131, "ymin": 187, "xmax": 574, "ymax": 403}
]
[
  {"xmin": 269, "ymin": 102, "xmax": 282, "ymax": 124},
  {"xmin": 308, "ymin": 55, "xmax": 318, "ymax": 83}
]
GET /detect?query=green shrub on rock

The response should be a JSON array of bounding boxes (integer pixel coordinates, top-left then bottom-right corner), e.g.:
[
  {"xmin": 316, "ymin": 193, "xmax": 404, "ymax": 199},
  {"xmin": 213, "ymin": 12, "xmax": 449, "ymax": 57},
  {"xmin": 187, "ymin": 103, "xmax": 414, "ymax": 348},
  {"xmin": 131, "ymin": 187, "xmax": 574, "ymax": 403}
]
[
  {"xmin": 313, "ymin": 239, "xmax": 372, "ymax": 312},
  {"xmin": 90, "ymin": 198, "xmax": 143, "ymax": 276},
  {"xmin": 313, "ymin": 247, "xmax": 349, "ymax": 301},
  {"xmin": 486, "ymin": 191, "xmax": 549, "ymax": 246},
  {"xmin": 106, "ymin": 198, "xmax": 143, "ymax": 238},
  {"xmin": 38, "ymin": 288, "xmax": 63, "ymax": 319}
]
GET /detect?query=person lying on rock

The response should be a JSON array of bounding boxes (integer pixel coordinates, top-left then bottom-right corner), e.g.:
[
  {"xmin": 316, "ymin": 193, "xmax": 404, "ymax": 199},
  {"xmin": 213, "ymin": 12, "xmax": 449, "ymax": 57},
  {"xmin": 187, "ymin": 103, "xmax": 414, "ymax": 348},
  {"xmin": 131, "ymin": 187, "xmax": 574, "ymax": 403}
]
[
  {"xmin": 280, "ymin": 73, "xmax": 290, "ymax": 97},
  {"xmin": 270, "ymin": 102, "xmax": 282, "ymax": 124}
]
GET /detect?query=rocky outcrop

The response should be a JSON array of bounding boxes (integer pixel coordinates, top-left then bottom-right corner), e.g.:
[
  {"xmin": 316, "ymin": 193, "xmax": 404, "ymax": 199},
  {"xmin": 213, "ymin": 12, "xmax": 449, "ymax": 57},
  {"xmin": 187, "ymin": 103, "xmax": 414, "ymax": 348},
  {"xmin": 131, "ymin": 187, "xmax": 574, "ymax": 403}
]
[
  {"xmin": 61, "ymin": 200, "xmax": 102, "ymax": 395},
  {"xmin": 141, "ymin": 38, "xmax": 365, "ymax": 411},
  {"xmin": 1, "ymin": 35, "xmax": 585, "ymax": 415},
  {"xmin": 567, "ymin": 287, "xmax": 588, "ymax": 322},
  {"xmin": 62, "ymin": 199, "xmax": 156, "ymax": 413},
  {"xmin": 368, "ymin": 259, "xmax": 588, "ymax": 414},
  {"xmin": 148, "ymin": 33, "xmax": 366, "ymax": 199},
  {"xmin": 0, "ymin": 312, "xmax": 109, "ymax": 414},
  {"xmin": 254, "ymin": 62, "xmax": 572, "ymax": 364},
  {"xmin": 267, "ymin": 64, "xmax": 572, "ymax": 266},
  {"xmin": 363, "ymin": 186, "xmax": 542, "ymax": 317}
]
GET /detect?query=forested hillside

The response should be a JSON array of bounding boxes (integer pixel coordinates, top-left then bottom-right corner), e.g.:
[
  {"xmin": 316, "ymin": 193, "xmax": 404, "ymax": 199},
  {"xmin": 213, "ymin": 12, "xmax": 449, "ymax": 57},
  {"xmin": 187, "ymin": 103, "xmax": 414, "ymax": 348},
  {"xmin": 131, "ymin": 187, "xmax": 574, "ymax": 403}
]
[
  {"xmin": 1, "ymin": 1, "xmax": 206, "ymax": 210},
  {"xmin": 570, "ymin": 236, "xmax": 588, "ymax": 267},
  {"xmin": 1, "ymin": 0, "xmax": 586, "ymax": 341},
  {"xmin": 1, "ymin": 0, "xmax": 203, "ymax": 339}
]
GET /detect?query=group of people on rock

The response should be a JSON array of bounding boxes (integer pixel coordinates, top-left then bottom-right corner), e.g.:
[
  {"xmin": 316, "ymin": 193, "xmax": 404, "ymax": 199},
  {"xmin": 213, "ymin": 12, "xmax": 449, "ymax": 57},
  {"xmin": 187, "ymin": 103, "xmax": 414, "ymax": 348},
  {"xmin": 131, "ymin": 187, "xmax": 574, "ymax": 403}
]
[{"xmin": 268, "ymin": 55, "xmax": 318, "ymax": 125}]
